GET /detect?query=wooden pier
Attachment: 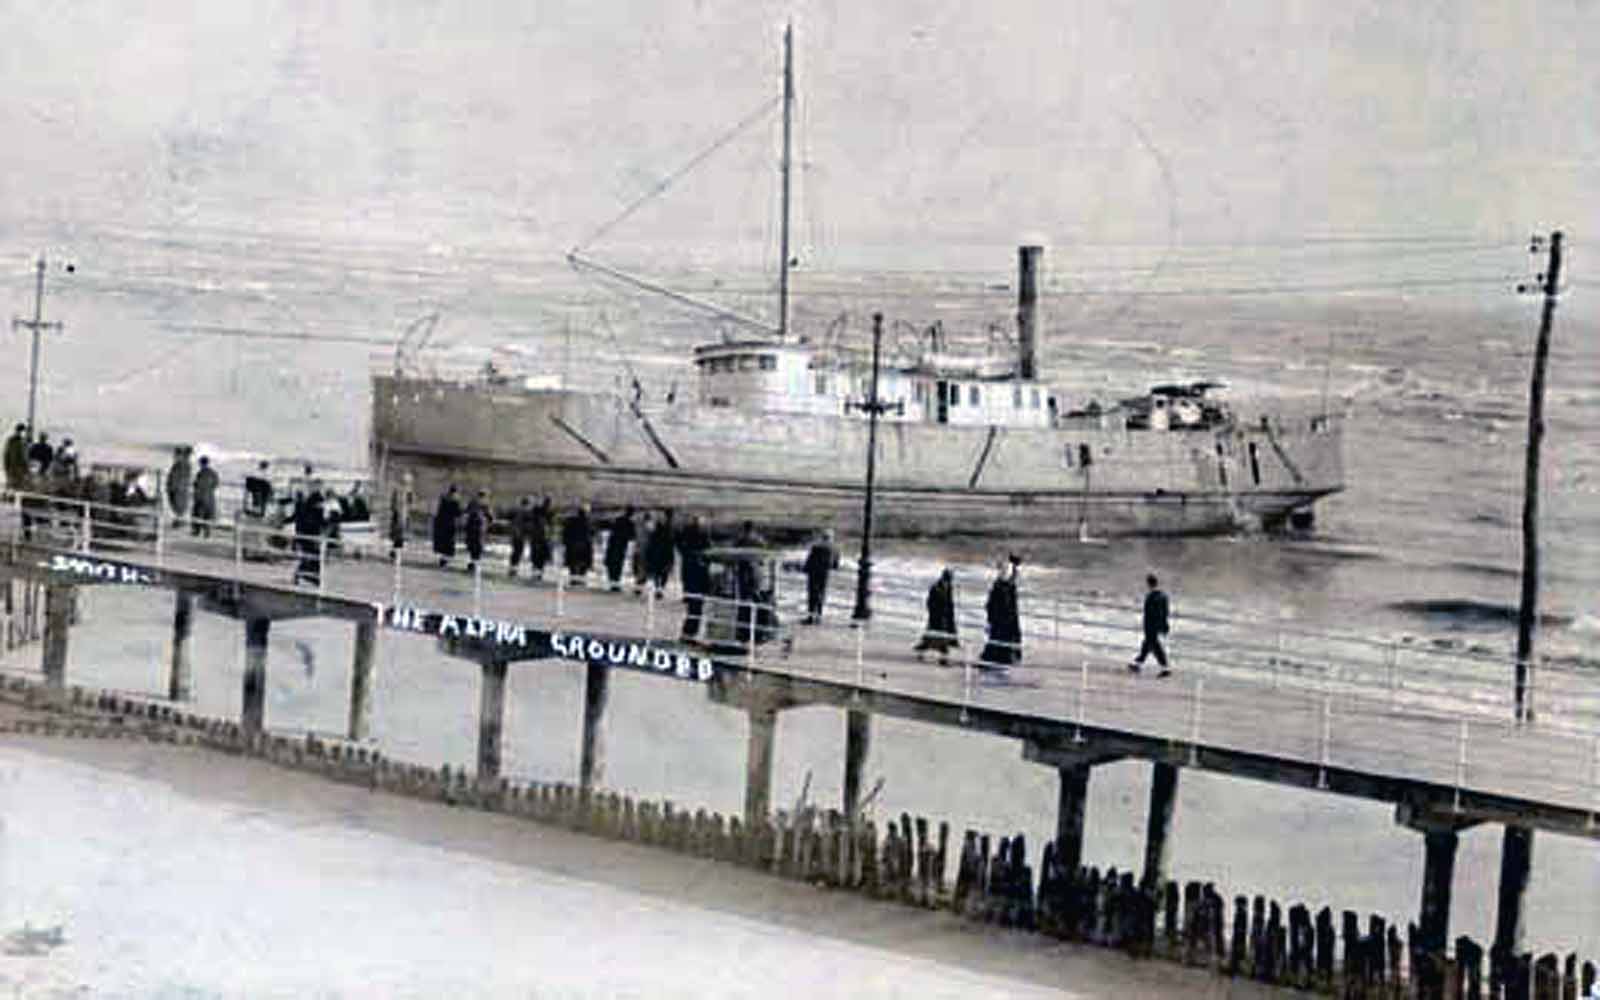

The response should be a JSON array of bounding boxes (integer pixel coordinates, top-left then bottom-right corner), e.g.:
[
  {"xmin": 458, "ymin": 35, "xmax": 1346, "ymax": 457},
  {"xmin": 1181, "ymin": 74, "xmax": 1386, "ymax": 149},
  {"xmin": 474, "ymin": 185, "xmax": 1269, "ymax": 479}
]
[{"xmin": 2, "ymin": 490, "xmax": 1595, "ymax": 996}]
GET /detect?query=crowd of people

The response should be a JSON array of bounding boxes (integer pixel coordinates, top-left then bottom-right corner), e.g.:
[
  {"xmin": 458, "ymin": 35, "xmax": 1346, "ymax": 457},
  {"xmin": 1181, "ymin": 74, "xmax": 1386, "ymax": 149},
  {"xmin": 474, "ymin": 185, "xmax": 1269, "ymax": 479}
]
[
  {"xmin": 4, "ymin": 422, "xmax": 155, "ymax": 540},
  {"xmin": 402, "ymin": 481, "xmax": 1175, "ymax": 673}
]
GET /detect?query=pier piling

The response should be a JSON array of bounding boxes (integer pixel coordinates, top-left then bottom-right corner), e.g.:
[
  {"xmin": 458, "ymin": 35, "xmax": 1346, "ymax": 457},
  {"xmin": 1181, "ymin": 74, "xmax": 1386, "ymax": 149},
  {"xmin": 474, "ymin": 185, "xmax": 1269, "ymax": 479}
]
[
  {"xmin": 579, "ymin": 662, "xmax": 610, "ymax": 794},
  {"xmin": 1056, "ymin": 764, "xmax": 1091, "ymax": 874},
  {"xmin": 41, "ymin": 582, "xmax": 73, "ymax": 694},
  {"xmin": 1142, "ymin": 761, "xmax": 1179, "ymax": 889},
  {"xmin": 477, "ymin": 658, "xmax": 508, "ymax": 780},
  {"xmin": 168, "ymin": 591, "xmax": 194, "ymax": 702},
  {"xmin": 1493, "ymin": 824, "xmax": 1535, "ymax": 969},
  {"xmin": 241, "ymin": 616, "xmax": 271, "ymax": 735},
  {"xmin": 744, "ymin": 703, "xmax": 777, "ymax": 826},
  {"xmin": 347, "ymin": 619, "xmax": 375, "ymax": 741},
  {"xmin": 843, "ymin": 708, "xmax": 871, "ymax": 817}
]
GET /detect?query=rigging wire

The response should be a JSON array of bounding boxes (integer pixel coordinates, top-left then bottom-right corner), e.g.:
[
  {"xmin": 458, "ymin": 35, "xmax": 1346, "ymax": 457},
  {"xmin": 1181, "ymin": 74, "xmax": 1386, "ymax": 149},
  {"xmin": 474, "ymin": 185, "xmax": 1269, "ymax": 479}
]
[{"xmin": 573, "ymin": 95, "xmax": 782, "ymax": 254}]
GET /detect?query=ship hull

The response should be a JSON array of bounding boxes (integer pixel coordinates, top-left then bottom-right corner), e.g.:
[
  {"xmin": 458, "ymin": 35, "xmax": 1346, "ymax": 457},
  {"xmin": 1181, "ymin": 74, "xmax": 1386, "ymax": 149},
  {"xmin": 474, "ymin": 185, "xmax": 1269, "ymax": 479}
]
[{"xmin": 372, "ymin": 376, "xmax": 1344, "ymax": 538}]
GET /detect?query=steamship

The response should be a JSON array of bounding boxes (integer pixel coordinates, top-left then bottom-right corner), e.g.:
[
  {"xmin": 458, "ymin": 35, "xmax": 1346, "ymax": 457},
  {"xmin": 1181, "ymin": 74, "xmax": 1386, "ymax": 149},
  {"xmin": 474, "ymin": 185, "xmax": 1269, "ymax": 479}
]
[{"xmin": 369, "ymin": 29, "xmax": 1344, "ymax": 539}]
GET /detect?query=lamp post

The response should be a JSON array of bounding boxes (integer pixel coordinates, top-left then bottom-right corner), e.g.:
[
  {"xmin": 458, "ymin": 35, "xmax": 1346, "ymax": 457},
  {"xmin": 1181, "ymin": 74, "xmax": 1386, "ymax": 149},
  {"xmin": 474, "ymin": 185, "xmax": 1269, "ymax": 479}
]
[
  {"xmin": 12, "ymin": 254, "xmax": 68, "ymax": 438},
  {"xmin": 850, "ymin": 313, "xmax": 901, "ymax": 622}
]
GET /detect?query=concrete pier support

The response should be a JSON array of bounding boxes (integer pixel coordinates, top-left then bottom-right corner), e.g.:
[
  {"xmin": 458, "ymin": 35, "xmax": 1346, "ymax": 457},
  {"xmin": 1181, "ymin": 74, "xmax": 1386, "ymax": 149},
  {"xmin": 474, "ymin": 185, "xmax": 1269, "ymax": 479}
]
[
  {"xmin": 1021, "ymin": 741, "xmax": 1120, "ymax": 874},
  {"xmin": 168, "ymin": 591, "xmax": 194, "ymax": 702},
  {"xmin": 1142, "ymin": 761, "xmax": 1180, "ymax": 889},
  {"xmin": 843, "ymin": 709, "xmax": 871, "ymax": 818},
  {"xmin": 1056, "ymin": 764, "xmax": 1091, "ymax": 873},
  {"xmin": 241, "ymin": 617, "xmax": 271, "ymax": 735},
  {"xmin": 578, "ymin": 662, "xmax": 611, "ymax": 794},
  {"xmin": 41, "ymin": 583, "xmax": 73, "ymax": 694},
  {"xmin": 476, "ymin": 659, "xmax": 508, "ymax": 780},
  {"xmin": 1492, "ymin": 824, "xmax": 1535, "ymax": 962},
  {"xmin": 347, "ymin": 620, "xmax": 375, "ymax": 741},
  {"xmin": 744, "ymin": 704, "xmax": 778, "ymax": 826}
]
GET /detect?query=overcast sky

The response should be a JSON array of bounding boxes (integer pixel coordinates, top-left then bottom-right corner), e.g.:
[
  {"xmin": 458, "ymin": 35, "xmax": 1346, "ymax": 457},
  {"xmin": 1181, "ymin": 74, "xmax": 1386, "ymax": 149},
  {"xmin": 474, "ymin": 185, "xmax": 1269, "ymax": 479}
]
[{"xmin": 3, "ymin": 0, "xmax": 1596, "ymax": 261}]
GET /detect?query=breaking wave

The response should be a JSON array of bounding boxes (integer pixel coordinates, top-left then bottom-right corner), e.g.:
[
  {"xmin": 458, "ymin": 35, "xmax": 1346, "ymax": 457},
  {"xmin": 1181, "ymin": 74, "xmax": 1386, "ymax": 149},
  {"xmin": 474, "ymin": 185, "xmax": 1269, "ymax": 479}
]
[{"xmin": 1385, "ymin": 598, "xmax": 1572, "ymax": 630}]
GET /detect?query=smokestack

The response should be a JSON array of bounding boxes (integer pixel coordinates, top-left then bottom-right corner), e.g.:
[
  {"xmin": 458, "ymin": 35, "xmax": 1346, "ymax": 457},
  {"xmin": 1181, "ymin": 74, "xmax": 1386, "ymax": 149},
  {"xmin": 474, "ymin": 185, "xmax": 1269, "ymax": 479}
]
[{"xmin": 1016, "ymin": 245, "xmax": 1042, "ymax": 381}]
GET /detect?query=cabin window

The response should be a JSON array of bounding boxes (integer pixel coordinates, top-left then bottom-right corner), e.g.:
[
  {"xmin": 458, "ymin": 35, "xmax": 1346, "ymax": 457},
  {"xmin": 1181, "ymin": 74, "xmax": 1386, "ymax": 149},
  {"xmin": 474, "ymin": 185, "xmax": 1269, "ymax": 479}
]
[
  {"xmin": 949, "ymin": 384, "xmax": 959, "ymax": 408},
  {"xmin": 1031, "ymin": 388, "xmax": 1041, "ymax": 409},
  {"xmin": 814, "ymin": 374, "xmax": 829, "ymax": 395},
  {"xmin": 738, "ymin": 355, "xmax": 756, "ymax": 372},
  {"xmin": 969, "ymin": 385, "xmax": 980, "ymax": 406},
  {"xmin": 1063, "ymin": 445, "xmax": 1073, "ymax": 468},
  {"xmin": 759, "ymin": 355, "xmax": 777, "ymax": 371},
  {"xmin": 1013, "ymin": 386, "xmax": 1023, "ymax": 408}
]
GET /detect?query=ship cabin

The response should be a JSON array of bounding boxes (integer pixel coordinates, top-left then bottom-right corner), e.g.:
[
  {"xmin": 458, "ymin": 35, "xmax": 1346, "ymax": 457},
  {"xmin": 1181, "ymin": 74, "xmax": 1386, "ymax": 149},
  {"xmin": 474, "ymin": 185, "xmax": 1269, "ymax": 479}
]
[{"xmin": 692, "ymin": 340, "xmax": 1056, "ymax": 429}]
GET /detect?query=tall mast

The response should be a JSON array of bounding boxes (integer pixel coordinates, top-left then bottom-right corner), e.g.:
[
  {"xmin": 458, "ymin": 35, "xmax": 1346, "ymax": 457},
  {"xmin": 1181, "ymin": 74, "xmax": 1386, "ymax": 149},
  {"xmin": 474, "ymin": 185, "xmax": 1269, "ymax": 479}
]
[{"xmin": 777, "ymin": 23, "xmax": 794, "ymax": 342}]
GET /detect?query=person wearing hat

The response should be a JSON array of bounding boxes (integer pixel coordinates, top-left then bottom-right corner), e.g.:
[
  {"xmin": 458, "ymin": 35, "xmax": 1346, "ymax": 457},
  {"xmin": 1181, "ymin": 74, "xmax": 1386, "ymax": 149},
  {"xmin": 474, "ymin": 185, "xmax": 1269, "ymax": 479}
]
[
  {"xmin": 27, "ymin": 432, "xmax": 53, "ymax": 477},
  {"xmin": 191, "ymin": 455, "xmax": 220, "ymax": 537},
  {"xmin": 166, "ymin": 446, "xmax": 192, "ymax": 529},
  {"xmin": 914, "ymin": 567, "xmax": 960, "ymax": 664},
  {"xmin": 3, "ymin": 424, "xmax": 28, "ymax": 490},
  {"xmin": 979, "ymin": 554, "xmax": 1023, "ymax": 668}
]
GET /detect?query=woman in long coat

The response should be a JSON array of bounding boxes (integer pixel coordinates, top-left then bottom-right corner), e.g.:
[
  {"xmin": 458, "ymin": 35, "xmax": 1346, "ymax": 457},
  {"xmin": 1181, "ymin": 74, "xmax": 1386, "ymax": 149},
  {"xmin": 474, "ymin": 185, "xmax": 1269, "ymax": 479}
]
[
  {"xmin": 645, "ymin": 509, "xmax": 676, "ymax": 598},
  {"xmin": 563, "ymin": 503, "xmax": 595, "ymax": 583},
  {"xmin": 979, "ymin": 556, "xmax": 1022, "ymax": 667},
  {"xmin": 432, "ymin": 485, "xmax": 462, "ymax": 568},
  {"xmin": 914, "ymin": 568, "xmax": 960, "ymax": 663}
]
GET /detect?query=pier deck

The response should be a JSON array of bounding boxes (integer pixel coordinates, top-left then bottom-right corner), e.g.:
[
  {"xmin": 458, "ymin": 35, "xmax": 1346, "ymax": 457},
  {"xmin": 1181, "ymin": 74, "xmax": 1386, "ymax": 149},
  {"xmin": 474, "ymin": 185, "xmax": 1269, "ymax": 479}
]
[{"xmin": 2, "ymin": 503, "xmax": 1595, "ymax": 842}]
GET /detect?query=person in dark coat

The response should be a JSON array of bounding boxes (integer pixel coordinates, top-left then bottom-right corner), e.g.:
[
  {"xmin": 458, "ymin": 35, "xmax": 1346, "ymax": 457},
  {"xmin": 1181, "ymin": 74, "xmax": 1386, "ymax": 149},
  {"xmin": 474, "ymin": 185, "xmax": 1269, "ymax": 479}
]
[
  {"xmin": 244, "ymin": 461, "xmax": 273, "ymax": 517},
  {"xmin": 529, "ymin": 496, "xmax": 553, "ymax": 579},
  {"xmin": 432, "ymin": 485, "xmax": 462, "ymax": 568},
  {"xmin": 166, "ymin": 446, "xmax": 191, "ymax": 528},
  {"xmin": 1128, "ymin": 573, "xmax": 1172, "ymax": 676},
  {"xmin": 508, "ymin": 496, "xmax": 537, "ymax": 578},
  {"xmin": 979, "ymin": 555, "xmax": 1022, "ymax": 668},
  {"xmin": 562, "ymin": 503, "xmax": 595, "ymax": 584},
  {"xmin": 676, "ymin": 514, "xmax": 711, "ymax": 639},
  {"xmin": 27, "ymin": 433, "xmax": 54, "ymax": 477},
  {"xmin": 190, "ymin": 456, "xmax": 219, "ymax": 537},
  {"xmin": 292, "ymin": 484, "xmax": 328, "ymax": 587},
  {"xmin": 4, "ymin": 424, "xmax": 29, "ymax": 490},
  {"xmin": 631, "ymin": 510, "xmax": 653, "ymax": 595},
  {"xmin": 464, "ymin": 489, "xmax": 493, "ymax": 572},
  {"xmin": 644, "ymin": 509, "xmax": 676, "ymax": 598},
  {"xmin": 388, "ymin": 474, "xmax": 415, "ymax": 558},
  {"xmin": 603, "ymin": 505, "xmax": 636, "ymax": 592},
  {"xmin": 802, "ymin": 528, "xmax": 838, "ymax": 624},
  {"xmin": 915, "ymin": 568, "xmax": 960, "ymax": 663}
]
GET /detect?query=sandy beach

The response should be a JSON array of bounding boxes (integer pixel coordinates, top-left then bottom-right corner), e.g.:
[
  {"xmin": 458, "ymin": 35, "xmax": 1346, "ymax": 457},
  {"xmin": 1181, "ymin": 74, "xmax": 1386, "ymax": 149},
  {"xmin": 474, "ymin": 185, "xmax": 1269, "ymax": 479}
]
[{"xmin": 1, "ymin": 734, "xmax": 1299, "ymax": 998}]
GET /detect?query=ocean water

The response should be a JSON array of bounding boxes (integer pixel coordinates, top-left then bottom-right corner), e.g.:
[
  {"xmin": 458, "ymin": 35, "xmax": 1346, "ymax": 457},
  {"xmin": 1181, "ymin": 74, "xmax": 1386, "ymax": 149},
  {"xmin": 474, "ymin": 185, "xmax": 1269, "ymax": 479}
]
[{"xmin": 3, "ymin": 221, "xmax": 1598, "ymax": 957}]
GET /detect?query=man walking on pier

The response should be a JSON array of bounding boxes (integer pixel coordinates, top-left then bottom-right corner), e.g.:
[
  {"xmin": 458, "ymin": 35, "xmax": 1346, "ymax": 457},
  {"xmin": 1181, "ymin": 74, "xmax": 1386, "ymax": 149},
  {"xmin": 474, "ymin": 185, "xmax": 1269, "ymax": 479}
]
[
  {"xmin": 562, "ymin": 503, "xmax": 595, "ymax": 585},
  {"xmin": 464, "ymin": 489, "xmax": 493, "ymax": 573},
  {"xmin": 645, "ymin": 509, "xmax": 675, "ymax": 599},
  {"xmin": 167, "ymin": 446, "xmax": 192, "ymax": 530},
  {"xmin": 508, "ymin": 495, "xmax": 537, "ymax": 579},
  {"xmin": 1128, "ymin": 574, "xmax": 1171, "ymax": 677},
  {"xmin": 802, "ymin": 528, "xmax": 838, "ymax": 625},
  {"xmin": 677, "ymin": 514, "xmax": 710, "ymax": 639}
]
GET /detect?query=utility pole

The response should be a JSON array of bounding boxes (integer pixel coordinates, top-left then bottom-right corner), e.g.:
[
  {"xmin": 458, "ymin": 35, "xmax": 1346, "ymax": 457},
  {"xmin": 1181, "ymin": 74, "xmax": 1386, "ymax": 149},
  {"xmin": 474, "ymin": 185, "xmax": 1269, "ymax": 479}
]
[
  {"xmin": 850, "ymin": 313, "xmax": 901, "ymax": 622},
  {"xmin": 12, "ymin": 254, "xmax": 66, "ymax": 438},
  {"xmin": 1513, "ymin": 230, "xmax": 1561, "ymax": 723}
]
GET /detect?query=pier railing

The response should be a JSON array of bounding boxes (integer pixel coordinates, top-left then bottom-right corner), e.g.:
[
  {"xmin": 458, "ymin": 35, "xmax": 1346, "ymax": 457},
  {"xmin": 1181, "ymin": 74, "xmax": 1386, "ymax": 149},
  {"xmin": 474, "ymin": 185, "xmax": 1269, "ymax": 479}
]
[{"xmin": 4, "ymin": 485, "xmax": 1598, "ymax": 817}]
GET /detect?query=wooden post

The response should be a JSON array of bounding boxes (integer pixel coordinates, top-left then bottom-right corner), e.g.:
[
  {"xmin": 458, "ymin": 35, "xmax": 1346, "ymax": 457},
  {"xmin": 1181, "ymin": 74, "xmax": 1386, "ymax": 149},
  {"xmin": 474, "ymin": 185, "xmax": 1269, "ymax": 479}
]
[
  {"xmin": 1515, "ymin": 230, "xmax": 1562, "ymax": 721},
  {"xmin": 347, "ymin": 619, "xmax": 376, "ymax": 741},
  {"xmin": 41, "ymin": 582, "xmax": 72, "ymax": 693},
  {"xmin": 843, "ymin": 708, "xmax": 870, "ymax": 818},
  {"xmin": 241, "ymin": 616, "xmax": 271, "ymax": 735},
  {"xmin": 1055, "ymin": 763, "xmax": 1091, "ymax": 873},
  {"xmin": 579, "ymin": 662, "xmax": 610, "ymax": 794},
  {"xmin": 477, "ymin": 658, "xmax": 508, "ymax": 780},
  {"xmin": 744, "ymin": 703, "xmax": 777, "ymax": 826},
  {"xmin": 1419, "ymin": 828, "xmax": 1461, "ymax": 962},
  {"xmin": 1493, "ymin": 824, "xmax": 1535, "ymax": 969},
  {"xmin": 1142, "ymin": 761, "xmax": 1179, "ymax": 890},
  {"xmin": 168, "ymin": 591, "xmax": 194, "ymax": 702}
]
